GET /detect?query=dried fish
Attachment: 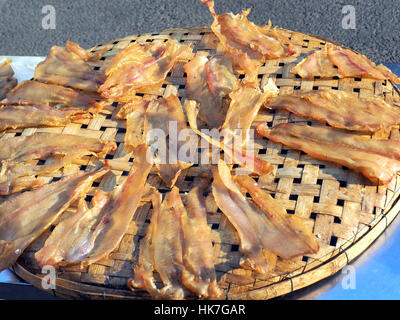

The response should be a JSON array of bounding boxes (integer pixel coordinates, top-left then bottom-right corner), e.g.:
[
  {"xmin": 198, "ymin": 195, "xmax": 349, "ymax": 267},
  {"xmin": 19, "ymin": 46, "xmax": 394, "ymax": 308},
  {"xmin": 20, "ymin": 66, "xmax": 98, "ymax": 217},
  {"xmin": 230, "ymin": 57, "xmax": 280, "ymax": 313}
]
[
  {"xmin": 0, "ymin": 165, "xmax": 109, "ymax": 272},
  {"xmin": 266, "ymin": 90, "xmax": 400, "ymax": 133},
  {"xmin": 183, "ymin": 51, "xmax": 238, "ymax": 128},
  {"xmin": 201, "ymin": 0, "xmax": 298, "ymax": 82},
  {"xmin": 0, "ymin": 133, "xmax": 116, "ymax": 195},
  {"xmin": 34, "ymin": 41, "xmax": 106, "ymax": 92},
  {"xmin": 257, "ymin": 122, "xmax": 400, "ymax": 185},
  {"xmin": 98, "ymin": 38, "xmax": 193, "ymax": 101},
  {"xmin": 0, "ymin": 102, "xmax": 90, "ymax": 132},
  {"xmin": 35, "ymin": 144, "xmax": 152, "ymax": 267},
  {"xmin": 6, "ymin": 80, "xmax": 100, "ymax": 112}
]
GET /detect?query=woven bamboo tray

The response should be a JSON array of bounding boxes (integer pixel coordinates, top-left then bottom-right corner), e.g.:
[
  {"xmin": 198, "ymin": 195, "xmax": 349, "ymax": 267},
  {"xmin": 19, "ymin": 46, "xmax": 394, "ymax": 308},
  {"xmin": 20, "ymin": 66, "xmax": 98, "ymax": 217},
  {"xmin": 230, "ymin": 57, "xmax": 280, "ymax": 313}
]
[{"xmin": 8, "ymin": 25, "xmax": 400, "ymax": 300}]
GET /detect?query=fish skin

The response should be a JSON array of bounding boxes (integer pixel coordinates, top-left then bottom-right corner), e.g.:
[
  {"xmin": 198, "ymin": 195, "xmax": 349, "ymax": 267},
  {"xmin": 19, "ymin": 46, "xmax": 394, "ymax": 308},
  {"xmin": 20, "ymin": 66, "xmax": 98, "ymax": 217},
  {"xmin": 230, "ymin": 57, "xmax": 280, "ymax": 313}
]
[{"xmin": 183, "ymin": 51, "xmax": 238, "ymax": 129}]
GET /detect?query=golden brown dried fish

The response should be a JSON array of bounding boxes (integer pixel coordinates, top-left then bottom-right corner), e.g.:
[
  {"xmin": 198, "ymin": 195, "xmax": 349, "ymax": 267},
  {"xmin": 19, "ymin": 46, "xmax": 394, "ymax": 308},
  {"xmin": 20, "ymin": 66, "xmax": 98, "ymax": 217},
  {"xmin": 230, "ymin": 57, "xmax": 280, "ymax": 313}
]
[
  {"xmin": 201, "ymin": 0, "xmax": 298, "ymax": 83},
  {"xmin": 138, "ymin": 187, "xmax": 187, "ymax": 299},
  {"xmin": 222, "ymin": 78, "xmax": 279, "ymax": 144},
  {"xmin": 34, "ymin": 41, "xmax": 106, "ymax": 92},
  {"xmin": 116, "ymin": 96, "xmax": 149, "ymax": 149},
  {"xmin": 0, "ymin": 102, "xmax": 90, "ymax": 132},
  {"xmin": 0, "ymin": 133, "xmax": 116, "ymax": 195},
  {"xmin": 98, "ymin": 38, "xmax": 193, "ymax": 101},
  {"xmin": 184, "ymin": 99, "xmax": 273, "ymax": 175},
  {"xmin": 180, "ymin": 176, "xmax": 222, "ymax": 299},
  {"xmin": 128, "ymin": 186, "xmax": 162, "ymax": 297},
  {"xmin": 290, "ymin": 46, "xmax": 340, "ymax": 79},
  {"xmin": 328, "ymin": 46, "xmax": 398, "ymax": 82},
  {"xmin": 130, "ymin": 182, "xmax": 221, "ymax": 299},
  {"xmin": 183, "ymin": 51, "xmax": 238, "ymax": 128},
  {"xmin": 0, "ymin": 59, "xmax": 17, "ymax": 100},
  {"xmin": 0, "ymin": 165, "xmax": 110, "ymax": 272},
  {"xmin": 257, "ymin": 122, "xmax": 400, "ymax": 185},
  {"xmin": 5, "ymin": 80, "xmax": 100, "ymax": 112},
  {"xmin": 34, "ymin": 190, "xmax": 111, "ymax": 267},
  {"xmin": 35, "ymin": 144, "xmax": 152, "ymax": 268},
  {"xmin": 0, "ymin": 59, "xmax": 14, "ymax": 79},
  {"xmin": 144, "ymin": 94, "xmax": 194, "ymax": 187},
  {"xmin": 266, "ymin": 90, "xmax": 400, "ymax": 133},
  {"xmin": 211, "ymin": 160, "xmax": 276, "ymax": 273},
  {"xmin": 234, "ymin": 174, "xmax": 319, "ymax": 259},
  {"xmin": 291, "ymin": 44, "xmax": 399, "ymax": 83}
]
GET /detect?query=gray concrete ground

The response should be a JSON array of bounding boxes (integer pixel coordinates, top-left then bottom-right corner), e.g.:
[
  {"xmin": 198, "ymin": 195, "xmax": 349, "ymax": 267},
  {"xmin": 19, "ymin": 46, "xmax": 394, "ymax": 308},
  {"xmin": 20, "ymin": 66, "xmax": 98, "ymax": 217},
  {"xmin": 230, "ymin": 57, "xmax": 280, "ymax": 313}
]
[{"xmin": 0, "ymin": 0, "xmax": 399, "ymax": 63}]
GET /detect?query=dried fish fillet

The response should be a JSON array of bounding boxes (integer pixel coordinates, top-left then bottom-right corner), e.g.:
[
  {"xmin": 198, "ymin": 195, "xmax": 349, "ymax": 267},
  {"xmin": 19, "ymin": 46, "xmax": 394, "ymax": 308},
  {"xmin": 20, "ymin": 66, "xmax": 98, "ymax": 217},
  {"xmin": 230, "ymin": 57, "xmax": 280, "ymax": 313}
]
[
  {"xmin": 0, "ymin": 58, "xmax": 14, "ymax": 79},
  {"xmin": 290, "ymin": 46, "xmax": 340, "ymax": 79},
  {"xmin": 328, "ymin": 46, "xmax": 398, "ymax": 82},
  {"xmin": 183, "ymin": 51, "xmax": 238, "ymax": 128},
  {"xmin": 0, "ymin": 59, "xmax": 17, "ymax": 100},
  {"xmin": 128, "ymin": 186, "xmax": 162, "ymax": 297},
  {"xmin": 34, "ymin": 41, "xmax": 106, "ymax": 92},
  {"xmin": 0, "ymin": 133, "xmax": 116, "ymax": 195},
  {"xmin": 5, "ymin": 80, "xmax": 100, "ymax": 112},
  {"xmin": 0, "ymin": 165, "xmax": 109, "ymax": 272},
  {"xmin": 211, "ymin": 160, "xmax": 276, "ymax": 273},
  {"xmin": 0, "ymin": 176, "xmax": 47, "ymax": 197},
  {"xmin": 201, "ymin": 0, "xmax": 298, "ymax": 82},
  {"xmin": 144, "ymin": 94, "xmax": 194, "ymax": 187},
  {"xmin": 64, "ymin": 40, "xmax": 106, "ymax": 62},
  {"xmin": 212, "ymin": 160, "xmax": 318, "ymax": 270},
  {"xmin": 0, "ymin": 78, "xmax": 18, "ymax": 101},
  {"xmin": 184, "ymin": 99, "xmax": 273, "ymax": 175},
  {"xmin": 0, "ymin": 102, "xmax": 90, "ymax": 132},
  {"xmin": 150, "ymin": 187, "xmax": 188, "ymax": 299},
  {"xmin": 98, "ymin": 38, "xmax": 193, "ymax": 101},
  {"xmin": 0, "ymin": 133, "xmax": 116, "ymax": 163},
  {"xmin": 35, "ymin": 144, "xmax": 152, "ymax": 267},
  {"xmin": 180, "ymin": 176, "xmax": 222, "ymax": 299},
  {"xmin": 257, "ymin": 122, "xmax": 400, "ymax": 185},
  {"xmin": 116, "ymin": 96, "xmax": 149, "ymax": 149},
  {"xmin": 130, "ymin": 183, "xmax": 221, "ymax": 299},
  {"xmin": 131, "ymin": 187, "xmax": 187, "ymax": 299},
  {"xmin": 117, "ymin": 93, "xmax": 195, "ymax": 187},
  {"xmin": 234, "ymin": 175, "xmax": 319, "ymax": 259},
  {"xmin": 34, "ymin": 190, "xmax": 111, "ymax": 267},
  {"xmin": 291, "ymin": 44, "xmax": 400, "ymax": 83},
  {"xmin": 222, "ymin": 78, "xmax": 279, "ymax": 144},
  {"xmin": 266, "ymin": 90, "xmax": 400, "ymax": 133}
]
